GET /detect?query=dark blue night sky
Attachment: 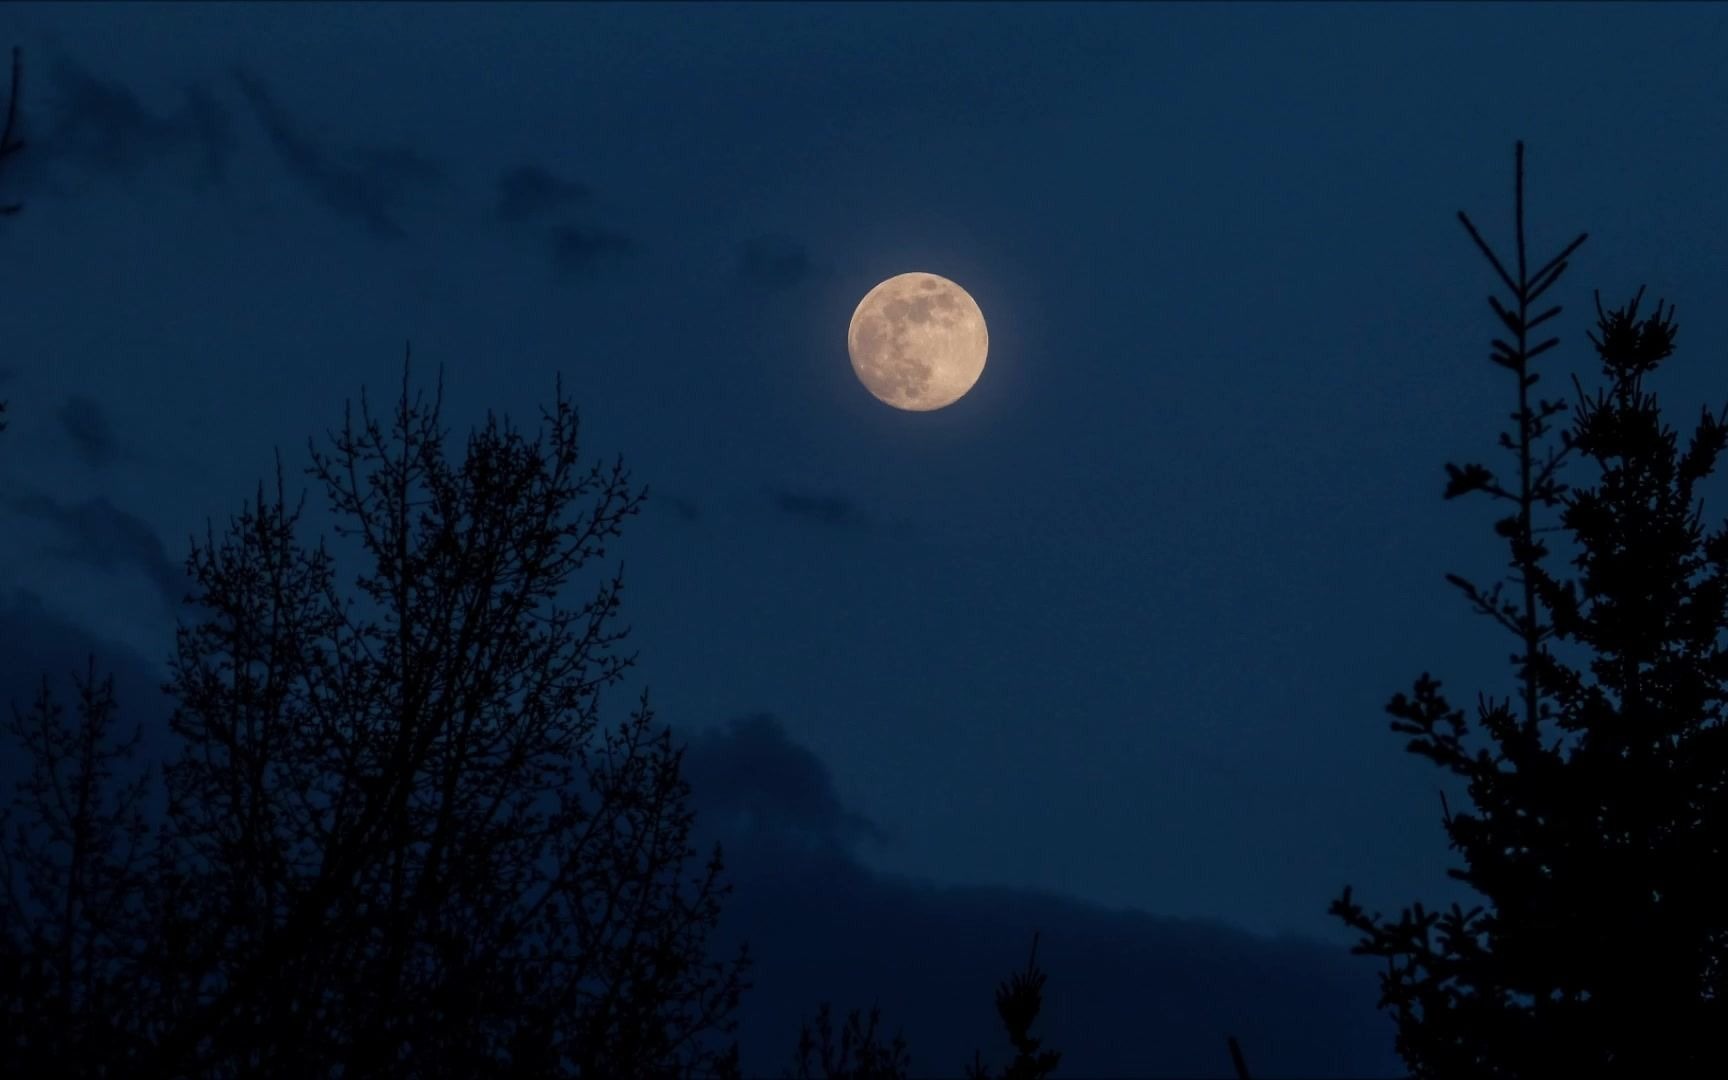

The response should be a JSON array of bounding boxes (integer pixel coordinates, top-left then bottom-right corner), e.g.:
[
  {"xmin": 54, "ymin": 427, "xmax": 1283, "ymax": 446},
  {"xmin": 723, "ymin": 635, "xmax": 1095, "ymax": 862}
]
[{"xmin": 3, "ymin": 4, "xmax": 1726, "ymax": 1076}]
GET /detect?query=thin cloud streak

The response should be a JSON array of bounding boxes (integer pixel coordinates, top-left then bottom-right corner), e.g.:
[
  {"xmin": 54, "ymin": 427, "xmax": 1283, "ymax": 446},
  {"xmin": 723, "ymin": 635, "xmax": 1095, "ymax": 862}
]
[
  {"xmin": 495, "ymin": 163, "xmax": 590, "ymax": 222},
  {"xmin": 231, "ymin": 65, "xmax": 441, "ymax": 240},
  {"xmin": 770, "ymin": 487, "xmax": 870, "ymax": 530},
  {"xmin": 4, "ymin": 492, "xmax": 189, "ymax": 615},
  {"xmin": 57, "ymin": 394, "xmax": 119, "ymax": 468}
]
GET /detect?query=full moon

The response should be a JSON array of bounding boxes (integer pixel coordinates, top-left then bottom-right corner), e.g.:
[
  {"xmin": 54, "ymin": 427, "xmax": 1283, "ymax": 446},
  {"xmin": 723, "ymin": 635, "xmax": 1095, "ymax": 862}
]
[{"xmin": 847, "ymin": 272, "xmax": 988, "ymax": 411}]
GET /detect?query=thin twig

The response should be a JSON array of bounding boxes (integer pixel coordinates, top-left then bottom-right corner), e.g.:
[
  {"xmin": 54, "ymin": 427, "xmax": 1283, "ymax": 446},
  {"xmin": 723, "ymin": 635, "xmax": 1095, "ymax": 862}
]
[{"xmin": 1, "ymin": 46, "xmax": 24, "ymax": 215}]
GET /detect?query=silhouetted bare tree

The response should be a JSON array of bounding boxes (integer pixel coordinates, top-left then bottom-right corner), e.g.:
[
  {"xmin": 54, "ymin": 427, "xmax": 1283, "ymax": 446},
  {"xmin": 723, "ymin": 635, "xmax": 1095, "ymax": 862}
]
[
  {"xmin": 1333, "ymin": 143, "xmax": 1728, "ymax": 1077},
  {"xmin": 0, "ymin": 661, "xmax": 156, "ymax": 1072},
  {"xmin": 1, "ymin": 358, "xmax": 750, "ymax": 1077},
  {"xmin": 1, "ymin": 45, "xmax": 23, "ymax": 435}
]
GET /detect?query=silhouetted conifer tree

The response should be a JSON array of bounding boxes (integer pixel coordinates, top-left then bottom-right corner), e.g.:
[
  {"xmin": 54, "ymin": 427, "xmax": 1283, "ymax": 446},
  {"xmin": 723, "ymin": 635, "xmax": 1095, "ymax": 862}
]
[
  {"xmin": 786, "ymin": 1001, "xmax": 911, "ymax": 1080},
  {"xmin": 1333, "ymin": 143, "xmax": 1728, "ymax": 1077},
  {"xmin": 0, "ymin": 358, "xmax": 750, "ymax": 1077},
  {"xmin": 964, "ymin": 931, "xmax": 1061, "ymax": 1080},
  {"xmin": 782, "ymin": 934, "xmax": 1060, "ymax": 1080}
]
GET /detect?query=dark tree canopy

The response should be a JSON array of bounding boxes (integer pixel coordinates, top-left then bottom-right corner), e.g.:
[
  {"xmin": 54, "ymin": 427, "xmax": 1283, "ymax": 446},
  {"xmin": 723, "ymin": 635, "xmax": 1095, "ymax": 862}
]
[
  {"xmin": 1333, "ymin": 143, "xmax": 1728, "ymax": 1077},
  {"xmin": 1, "ymin": 359, "xmax": 749, "ymax": 1078}
]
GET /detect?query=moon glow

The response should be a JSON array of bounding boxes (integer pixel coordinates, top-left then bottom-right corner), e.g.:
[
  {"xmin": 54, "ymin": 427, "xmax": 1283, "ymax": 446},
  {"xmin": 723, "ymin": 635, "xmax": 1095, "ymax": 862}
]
[{"xmin": 847, "ymin": 272, "xmax": 988, "ymax": 411}]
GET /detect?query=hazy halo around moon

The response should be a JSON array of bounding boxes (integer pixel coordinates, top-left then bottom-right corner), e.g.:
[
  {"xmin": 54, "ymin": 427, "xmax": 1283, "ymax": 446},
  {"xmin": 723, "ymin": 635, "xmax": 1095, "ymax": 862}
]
[{"xmin": 847, "ymin": 272, "xmax": 988, "ymax": 411}]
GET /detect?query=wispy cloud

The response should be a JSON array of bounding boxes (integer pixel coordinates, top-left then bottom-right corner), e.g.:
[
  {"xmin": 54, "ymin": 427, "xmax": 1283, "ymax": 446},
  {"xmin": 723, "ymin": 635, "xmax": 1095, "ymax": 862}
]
[
  {"xmin": 496, "ymin": 164, "xmax": 631, "ymax": 278},
  {"xmin": 548, "ymin": 223, "xmax": 633, "ymax": 275},
  {"xmin": 653, "ymin": 492, "xmax": 701, "ymax": 523},
  {"xmin": 37, "ymin": 50, "xmax": 236, "ymax": 187},
  {"xmin": 57, "ymin": 394, "xmax": 119, "ymax": 468},
  {"xmin": 684, "ymin": 713, "xmax": 890, "ymax": 854},
  {"xmin": 769, "ymin": 487, "xmax": 869, "ymax": 530},
  {"xmin": 5, "ymin": 492, "xmax": 187, "ymax": 614},
  {"xmin": 231, "ymin": 65, "xmax": 441, "ymax": 240},
  {"xmin": 25, "ymin": 47, "xmax": 637, "ymax": 284},
  {"xmin": 737, "ymin": 233, "xmax": 818, "ymax": 289},
  {"xmin": 495, "ymin": 163, "xmax": 590, "ymax": 222}
]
